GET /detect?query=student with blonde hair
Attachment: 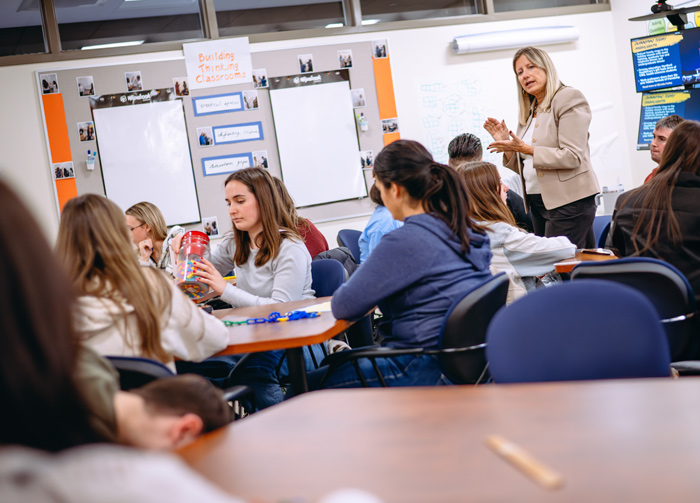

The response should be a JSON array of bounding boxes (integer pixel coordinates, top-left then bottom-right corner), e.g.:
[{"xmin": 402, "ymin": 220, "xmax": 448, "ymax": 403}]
[
  {"xmin": 457, "ymin": 161, "xmax": 575, "ymax": 303},
  {"xmin": 125, "ymin": 201, "xmax": 184, "ymax": 277},
  {"xmin": 56, "ymin": 194, "xmax": 228, "ymax": 371}
]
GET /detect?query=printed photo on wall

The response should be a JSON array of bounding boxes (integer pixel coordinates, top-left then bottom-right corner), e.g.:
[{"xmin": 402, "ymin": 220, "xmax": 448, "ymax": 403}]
[
  {"xmin": 351, "ymin": 89, "xmax": 366, "ymax": 108},
  {"xmin": 360, "ymin": 150, "xmax": 374, "ymax": 170},
  {"xmin": 243, "ymin": 90, "xmax": 259, "ymax": 110},
  {"xmin": 203, "ymin": 216, "xmax": 220, "ymax": 238},
  {"xmin": 252, "ymin": 150, "xmax": 269, "ymax": 169},
  {"xmin": 40, "ymin": 73, "xmax": 59, "ymax": 94},
  {"xmin": 252, "ymin": 69, "xmax": 269, "ymax": 88},
  {"xmin": 125, "ymin": 71, "xmax": 143, "ymax": 92},
  {"xmin": 372, "ymin": 40, "xmax": 388, "ymax": 59},
  {"xmin": 381, "ymin": 118, "xmax": 399, "ymax": 134},
  {"xmin": 76, "ymin": 76, "xmax": 95, "ymax": 97},
  {"xmin": 298, "ymin": 54, "xmax": 314, "ymax": 73},
  {"xmin": 52, "ymin": 161, "xmax": 75, "ymax": 180},
  {"xmin": 77, "ymin": 121, "xmax": 96, "ymax": 142},
  {"xmin": 338, "ymin": 50, "xmax": 353, "ymax": 69},
  {"xmin": 173, "ymin": 77, "xmax": 189, "ymax": 96},
  {"xmin": 197, "ymin": 127, "xmax": 214, "ymax": 147}
]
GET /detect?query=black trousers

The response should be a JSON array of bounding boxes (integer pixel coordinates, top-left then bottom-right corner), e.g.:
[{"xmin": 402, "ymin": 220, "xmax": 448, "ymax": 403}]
[{"xmin": 528, "ymin": 193, "xmax": 597, "ymax": 249}]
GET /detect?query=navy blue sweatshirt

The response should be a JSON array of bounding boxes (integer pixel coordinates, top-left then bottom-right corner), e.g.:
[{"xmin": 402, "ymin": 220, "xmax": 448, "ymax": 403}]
[{"xmin": 332, "ymin": 213, "xmax": 493, "ymax": 349}]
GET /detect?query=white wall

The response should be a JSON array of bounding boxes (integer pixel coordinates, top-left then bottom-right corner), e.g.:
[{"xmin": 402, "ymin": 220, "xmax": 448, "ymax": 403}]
[{"xmin": 0, "ymin": 8, "xmax": 636, "ymax": 246}]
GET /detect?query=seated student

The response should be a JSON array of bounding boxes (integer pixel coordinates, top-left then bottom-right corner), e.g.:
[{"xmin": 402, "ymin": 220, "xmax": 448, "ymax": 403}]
[
  {"xmin": 272, "ymin": 176, "xmax": 329, "ymax": 258},
  {"xmin": 611, "ymin": 120, "xmax": 700, "ymax": 303},
  {"xmin": 448, "ymin": 132, "xmax": 533, "ymax": 232},
  {"xmin": 125, "ymin": 201, "xmax": 184, "ymax": 277},
  {"xmin": 457, "ymin": 161, "xmax": 575, "ymax": 303},
  {"xmin": 0, "ymin": 180, "xmax": 243, "ymax": 503},
  {"xmin": 173, "ymin": 167, "xmax": 314, "ymax": 409},
  {"xmin": 55, "ymin": 194, "xmax": 228, "ymax": 372},
  {"xmin": 644, "ymin": 114, "xmax": 684, "ymax": 184},
  {"xmin": 306, "ymin": 140, "xmax": 493, "ymax": 390},
  {"xmin": 358, "ymin": 183, "xmax": 402, "ymax": 263}
]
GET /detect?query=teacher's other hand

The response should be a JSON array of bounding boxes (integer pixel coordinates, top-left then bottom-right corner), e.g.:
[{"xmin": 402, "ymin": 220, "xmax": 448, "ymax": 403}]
[
  {"xmin": 484, "ymin": 118, "xmax": 509, "ymax": 141},
  {"xmin": 488, "ymin": 130, "xmax": 534, "ymax": 156}
]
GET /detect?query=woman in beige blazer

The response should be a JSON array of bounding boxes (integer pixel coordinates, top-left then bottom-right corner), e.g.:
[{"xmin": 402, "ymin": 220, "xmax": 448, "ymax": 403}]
[{"xmin": 484, "ymin": 46, "xmax": 600, "ymax": 248}]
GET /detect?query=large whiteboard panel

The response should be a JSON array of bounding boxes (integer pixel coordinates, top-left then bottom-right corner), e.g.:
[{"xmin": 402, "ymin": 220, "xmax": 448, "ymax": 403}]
[
  {"xmin": 270, "ymin": 77, "xmax": 367, "ymax": 207},
  {"xmin": 92, "ymin": 99, "xmax": 200, "ymax": 225}
]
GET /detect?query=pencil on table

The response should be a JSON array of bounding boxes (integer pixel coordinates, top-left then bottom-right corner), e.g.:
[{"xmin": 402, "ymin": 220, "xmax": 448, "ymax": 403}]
[{"xmin": 485, "ymin": 434, "xmax": 564, "ymax": 490}]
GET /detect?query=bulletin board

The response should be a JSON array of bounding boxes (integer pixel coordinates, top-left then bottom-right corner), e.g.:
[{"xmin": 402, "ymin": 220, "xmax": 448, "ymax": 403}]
[{"xmin": 36, "ymin": 39, "xmax": 400, "ymax": 237}]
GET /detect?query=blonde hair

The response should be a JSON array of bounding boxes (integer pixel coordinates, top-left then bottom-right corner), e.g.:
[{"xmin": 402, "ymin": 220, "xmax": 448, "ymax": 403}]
[
  {"xmin": 455, "ymin": 161, "xmax": 517, "ymax": 227},
  {"xmin": 56, "ymin": 195, "xmax": 171, "ymax": 362},
  {"xmin": 125, "ymin": 201, "xmax": 168, "ymax": 243},
  {"xmin": 512, "ymin": 47, "xmax": 563, "ymax": 126}
]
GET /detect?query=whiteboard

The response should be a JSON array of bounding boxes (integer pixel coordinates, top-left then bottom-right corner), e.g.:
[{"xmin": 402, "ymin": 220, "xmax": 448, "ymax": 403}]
[
  {"xmin": 269, "ymin": 72, "xmax": 367, "ymax": 207},
  {"xmin": 91, "ymin": 93, "xmax": 200, "ymax": 225}
]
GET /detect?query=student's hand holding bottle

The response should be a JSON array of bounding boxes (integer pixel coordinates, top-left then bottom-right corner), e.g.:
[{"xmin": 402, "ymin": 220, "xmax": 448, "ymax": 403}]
[{"xmin": 194, "ymin": 258, "xmax": 228, "ymax": 296}]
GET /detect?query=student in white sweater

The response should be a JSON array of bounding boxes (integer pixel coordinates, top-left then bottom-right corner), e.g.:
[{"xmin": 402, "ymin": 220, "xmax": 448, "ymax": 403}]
[
  {"xmin": 56, "ymin": 195, "xmax": 228, "ymax": 372},
  {"xmin": 457, "ymin": 161, "xmax": 576, "ymax": 303},
  {"xmin": 172, "ymin": 167, "xmax": 314, "ymax": 410}
]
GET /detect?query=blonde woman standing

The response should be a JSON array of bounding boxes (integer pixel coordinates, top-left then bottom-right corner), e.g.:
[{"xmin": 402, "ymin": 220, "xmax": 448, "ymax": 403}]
[
  {"xmin": 484, "ymin": 46, "xmax": 599, "ymax": 248},
  {"xmin": 125, "ymin": 201, "xmax": 184, "ymax": 277}
]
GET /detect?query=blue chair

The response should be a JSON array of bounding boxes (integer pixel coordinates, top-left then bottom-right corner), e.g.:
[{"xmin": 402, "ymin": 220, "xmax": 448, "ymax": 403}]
[
  {"xmin": 592, "ymin": 214, "xmax": 612, "ymax": 248},
  {"xmin": 337, "ymin": 229, "xmax": 362, "ymax": 264},
  {"xmin": 311, "ymin": 259, "xmax": 346, "ymax": 297},
  {"xmin": 318, "ymin": 273, "xmax": 509, "ymax": 387},
  {"xmin": 485, "ymin": 280, "xmax": 671, "ymax": 384},
  {"xmin": 570, "ymin": 257, "xmax": 699, "ymax": 361}
]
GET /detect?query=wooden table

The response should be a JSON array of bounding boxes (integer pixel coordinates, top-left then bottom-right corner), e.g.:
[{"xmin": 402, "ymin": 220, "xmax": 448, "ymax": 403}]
[
  {"xmin": 178, "ymin": 378, "xmax": 700, "ymax": 502},
  {"xmin": 212, "ymin": 297, "xmax": 352, "ymax": 393},
  {"xmin": 555, "ymin": 250, "xmax": 618, "ymax": 274}
]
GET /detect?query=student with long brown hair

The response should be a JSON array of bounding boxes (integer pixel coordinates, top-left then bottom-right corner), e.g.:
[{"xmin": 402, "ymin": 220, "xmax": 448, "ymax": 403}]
[
  {"xmin": 611, "ymin": 120, "xmax": 700, "ymax": 302},
  {"xmin": 458, "ymin": 161, "xmax": 575, "ymax": 303},
  {"xmin": 56, "ymin": 194, "xmax": 228, "ymax": 371},
  {"xmin": 307, "ymin": 140, "xmax": 493, "ymax": 389},
  {"xmin": 125, "ymin": 201, "xmax": 184, "ymax": 277}
]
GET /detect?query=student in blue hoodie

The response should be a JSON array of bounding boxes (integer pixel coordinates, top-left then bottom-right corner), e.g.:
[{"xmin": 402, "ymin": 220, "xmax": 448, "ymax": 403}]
[{"xmin": 308, "ymin": 139, "xmax": 493, "ymax": 389}]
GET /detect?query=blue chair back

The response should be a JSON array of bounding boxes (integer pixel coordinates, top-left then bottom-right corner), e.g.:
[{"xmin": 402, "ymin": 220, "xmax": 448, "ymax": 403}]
[
  {"xmin": 311, "ymin": 259, "xmax": 346, "ymax": 297},
  {"xmin": 438, "ymin": 273, "xmax": 509, "ymax": 384},
  {"xmin": 106, "ymin": 356, "xmax": 174, "ymax": 390},
  {"xmin": 485, "ymin": 280, "xmax": 671, "ymax": 383},
  {"xmin": 570, "ymin": 257, "xmax": 699, "ymax": 361},
  {"xmin": 337, "ymin": 229, "xmax": 362, "ymax": 264},
  {"xmin": 592, "ymin": 214, "xmax": 612, "ymax": 248}
]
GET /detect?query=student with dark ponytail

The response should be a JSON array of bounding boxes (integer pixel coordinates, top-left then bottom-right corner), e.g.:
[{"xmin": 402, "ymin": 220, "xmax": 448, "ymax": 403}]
[{"xmin": 308, "ymin": 139, "xmax": 493, "ymax": 389}]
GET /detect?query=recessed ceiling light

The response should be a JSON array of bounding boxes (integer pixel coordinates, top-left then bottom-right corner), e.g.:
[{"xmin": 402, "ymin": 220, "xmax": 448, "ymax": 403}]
[
  {"xmin": 361, "ymin": 19, "xmax": 380, "ymax": 25},
  {"xmin": 81, "ymin": 40, "xmax": 145, "ymax": 50},
  {"xmin": 325, "ymin": 23, "xmax": 343, "ymax": 28}
]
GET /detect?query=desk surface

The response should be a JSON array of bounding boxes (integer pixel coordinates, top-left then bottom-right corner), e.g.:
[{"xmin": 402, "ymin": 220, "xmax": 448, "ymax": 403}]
[
  {"xmin": 212, "ymin": 297, "xmax": 351, "ymax": 355},
  {"xmin": 178, "ymin": 378, "xmax": 700, "ymax": 502},
  {"xmin": 554, "ymin": 250, "xmax": 618, "ymax": 274}
]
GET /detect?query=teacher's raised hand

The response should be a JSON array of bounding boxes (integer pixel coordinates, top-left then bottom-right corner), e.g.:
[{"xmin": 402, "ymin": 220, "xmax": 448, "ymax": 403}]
[{"xmin": 484, "ymin": 117, "xmax": 510, "ymax": 142}]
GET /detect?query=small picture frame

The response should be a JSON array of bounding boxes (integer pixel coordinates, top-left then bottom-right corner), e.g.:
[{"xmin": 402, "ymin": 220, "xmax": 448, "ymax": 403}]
[
  {"xmin": 173, "ymin": 77, "xmax": 189, "ymax": 96},
  {"xmin": 40, "ymin": 73, "xmax": 59, "ymax": 94},
  {"xmin": 252, "ymin": 69, "xmax": 269, "ymax": 88},
  {"xmin": 360, "ymin": 150, "xmax": 374, "ymax": 170},
  {"xmin": 243, "ymin": 90, "xmax": 259, "ymax": 110},
  {"xmin": 125, "ymin": 71, "xmax": 143, "ymax": 92},
  {"xmin": 53, "ymin": 161, "xmax": 75, "ymax": 180},
  {"xmin": 202, "ymin": 216, "xmax": 220, "ymax": 237},
  {"xmin": 338, "ymin": 50, "xmax": 353, "ymax": 69},
  {"xmin": 381, "ymin": 118, "xmax": 399, "ymax": 134},
  {"xmin": 252, "ymin": 150, "xmax": 269, "ymax": 169},
  {"xmin": 197, "ymin": 126, "xmax": 214, "ymax": 147},
  {"xmin": 372, "ymin": 40, "xmax": 389, "ymax": 59},
  {"xmin": 77, "ymin": 121, "xmax": 96, "ymax": 142},
  {"xmin": 76, "ymin": 76, "xmax": 95, "ymax": 97},
  {"xmin": 298, "ymin": 54, "xmax": 314, "ymax": 73},
  {"xmin": 351, "ymin": 89, "xmax": 366, "ymax": 108}
]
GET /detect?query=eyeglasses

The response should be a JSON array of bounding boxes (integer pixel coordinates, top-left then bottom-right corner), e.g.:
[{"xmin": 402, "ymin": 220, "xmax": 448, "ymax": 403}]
[{"xmin": 129, "ymin": 223, "xmax": 146, "ymax": 232}]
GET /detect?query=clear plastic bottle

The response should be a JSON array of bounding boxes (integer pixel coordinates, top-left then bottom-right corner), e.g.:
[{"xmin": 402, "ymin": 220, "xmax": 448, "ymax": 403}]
[{"xmin": 175, "ymin": 231, "xmax": 211, "ymax": 299}]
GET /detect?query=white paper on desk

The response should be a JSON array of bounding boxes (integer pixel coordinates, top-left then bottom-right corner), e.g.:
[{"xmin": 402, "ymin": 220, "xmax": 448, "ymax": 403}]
[{"xmin": 300, "ymin": 301, "xmax": 332, "ymax": 313}]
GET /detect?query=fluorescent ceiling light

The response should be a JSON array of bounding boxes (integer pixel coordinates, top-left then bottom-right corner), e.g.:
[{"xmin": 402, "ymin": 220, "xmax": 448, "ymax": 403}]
[
  {"xmin": 325, "ymin": 22, "xmax": 343, "ymax": 28},
  {"xmin": 81, "ymin": 40, "xmax": 145, "ymax": 50},
  {"xmin": 361, "ymin": 19, "xmax": 380, "ymax": 25}
]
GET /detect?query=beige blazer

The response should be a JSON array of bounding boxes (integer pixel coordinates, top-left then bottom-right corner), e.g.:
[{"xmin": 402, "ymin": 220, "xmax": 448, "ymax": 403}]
[{"xmin": 505, "ymin": 86, "xmax": 600, "ymax": 210}]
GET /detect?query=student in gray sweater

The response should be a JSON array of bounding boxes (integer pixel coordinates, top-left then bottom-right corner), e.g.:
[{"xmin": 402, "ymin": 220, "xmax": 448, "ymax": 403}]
[{"xmin": 307, "ymin": 140, "xmax": 493, "ymax": 390}]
